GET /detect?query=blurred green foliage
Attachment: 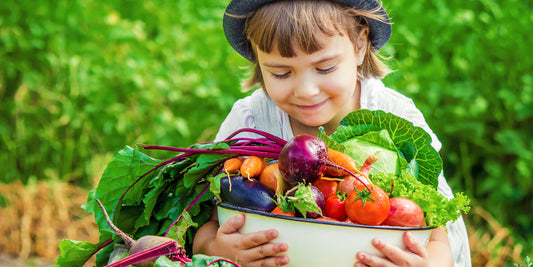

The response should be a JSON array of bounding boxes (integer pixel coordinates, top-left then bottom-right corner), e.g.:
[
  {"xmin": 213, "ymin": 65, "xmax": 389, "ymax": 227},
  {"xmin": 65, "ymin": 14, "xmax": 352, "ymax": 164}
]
[
  {"xmin": 0, "ymin": 0, "xmax": 248, "ymax": 187},
  {"xmin": 1, "ymin": 0, "xmax": 531, "ymax": 260},
  {"xmin": 381, "ymin": 0, "xmax": 533, "ymax": 256}
]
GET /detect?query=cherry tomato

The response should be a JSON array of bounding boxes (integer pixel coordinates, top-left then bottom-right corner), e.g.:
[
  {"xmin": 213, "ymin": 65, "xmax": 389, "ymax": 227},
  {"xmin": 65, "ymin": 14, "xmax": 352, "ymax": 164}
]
[
  {"xmin": 345, "ymin": 184, "xmax": 390, "ymax": 225},
  {"xmin": 324, "ymin": 193, "xmax": 347, "ymax": 221}
]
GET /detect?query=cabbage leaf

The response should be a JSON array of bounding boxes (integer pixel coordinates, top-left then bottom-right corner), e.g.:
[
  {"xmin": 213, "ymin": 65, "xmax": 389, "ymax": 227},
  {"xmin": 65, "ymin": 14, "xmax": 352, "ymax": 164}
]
[{"xmin": 321, "ymin": 109, "xmax": 442, "ymax": 188}]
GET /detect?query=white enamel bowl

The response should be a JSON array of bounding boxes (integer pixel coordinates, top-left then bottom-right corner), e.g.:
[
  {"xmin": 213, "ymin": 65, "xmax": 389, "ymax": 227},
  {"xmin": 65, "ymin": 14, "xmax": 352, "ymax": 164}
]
[{"xmin": 217, "ymin": 202, "xmax": 434, "ymax": 267}]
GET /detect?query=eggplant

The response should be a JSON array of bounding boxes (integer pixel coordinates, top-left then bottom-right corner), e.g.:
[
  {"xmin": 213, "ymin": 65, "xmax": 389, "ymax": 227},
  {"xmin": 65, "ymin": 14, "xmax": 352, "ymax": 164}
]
[{"xmin": 220, "ymin": 175, "xmax": 276, "ymax": 212}]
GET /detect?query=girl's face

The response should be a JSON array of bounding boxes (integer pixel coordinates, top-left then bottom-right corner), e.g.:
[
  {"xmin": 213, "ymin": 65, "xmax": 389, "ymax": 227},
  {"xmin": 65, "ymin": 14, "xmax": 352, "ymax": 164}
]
[{"xmin": 257, "ymin": 32, "xmax": 365, "ymax": 135}]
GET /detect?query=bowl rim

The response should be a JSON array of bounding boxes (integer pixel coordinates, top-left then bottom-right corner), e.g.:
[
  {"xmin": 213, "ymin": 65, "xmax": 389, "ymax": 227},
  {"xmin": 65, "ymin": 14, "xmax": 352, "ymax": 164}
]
[{"xmin": 217, "ymin": 201, "xmax": 435, "ymax": 231}]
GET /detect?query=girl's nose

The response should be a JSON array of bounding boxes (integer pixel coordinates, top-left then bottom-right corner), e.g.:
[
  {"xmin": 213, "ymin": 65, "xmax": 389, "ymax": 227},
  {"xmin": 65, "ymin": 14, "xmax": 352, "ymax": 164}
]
[{"xmin": 293, "ymin": 74, "xmax": 320, "ymax": 98}]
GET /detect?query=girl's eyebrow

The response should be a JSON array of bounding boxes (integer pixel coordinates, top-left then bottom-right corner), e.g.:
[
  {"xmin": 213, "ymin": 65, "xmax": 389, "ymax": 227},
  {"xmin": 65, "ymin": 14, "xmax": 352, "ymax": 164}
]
[{"xmin": 262, "ymin": 54, "xmax": 341, "ymax": 68}]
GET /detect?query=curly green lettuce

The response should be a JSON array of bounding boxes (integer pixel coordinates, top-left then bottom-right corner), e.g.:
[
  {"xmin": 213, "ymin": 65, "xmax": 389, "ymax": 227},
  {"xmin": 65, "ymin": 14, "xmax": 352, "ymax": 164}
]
[{"xmin": 373, "ymin": 171, "xmax": 470, "ymax": 227}]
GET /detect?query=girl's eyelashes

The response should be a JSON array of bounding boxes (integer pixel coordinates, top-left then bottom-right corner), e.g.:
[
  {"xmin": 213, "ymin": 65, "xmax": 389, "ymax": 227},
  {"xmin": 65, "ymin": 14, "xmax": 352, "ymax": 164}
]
[
  {"xmin": 317, "ymin": 65, "xmax": 336, "ymax": 74},
  {"xmin": 271, "ymin": 72, "xmax": 291, "ymax": 79},
  {"xmin": 269, "ymin": 64, "xmax": 337, "ymax": 79}
]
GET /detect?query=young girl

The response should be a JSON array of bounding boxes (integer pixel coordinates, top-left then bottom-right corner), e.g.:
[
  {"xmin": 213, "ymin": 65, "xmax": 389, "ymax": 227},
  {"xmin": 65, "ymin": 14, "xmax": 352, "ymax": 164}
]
[{"xmin": 193, "ymin": 1, "xmax": 471, "ymax": 266}]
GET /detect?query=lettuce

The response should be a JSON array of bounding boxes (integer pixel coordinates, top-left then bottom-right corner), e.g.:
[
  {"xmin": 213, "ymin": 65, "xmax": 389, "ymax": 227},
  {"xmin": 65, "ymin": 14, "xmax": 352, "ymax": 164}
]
[{"xmin": 373, "ymin": 171, "xmax": 470, "ymax": 227}]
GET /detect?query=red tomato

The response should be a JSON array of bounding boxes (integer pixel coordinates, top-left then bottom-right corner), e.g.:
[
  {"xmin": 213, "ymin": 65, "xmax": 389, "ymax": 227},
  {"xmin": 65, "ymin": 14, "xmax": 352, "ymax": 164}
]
[
  {"xmin": 324, "ymin": 194, "xmax": 347, "ymax": 221},
  {"xmin": 345, "ymin": 184, "xmax": 390, "ymax": 225},
  {"xmin": 312, "ymin": 178, "xmax": 338, "ymax": 199}
]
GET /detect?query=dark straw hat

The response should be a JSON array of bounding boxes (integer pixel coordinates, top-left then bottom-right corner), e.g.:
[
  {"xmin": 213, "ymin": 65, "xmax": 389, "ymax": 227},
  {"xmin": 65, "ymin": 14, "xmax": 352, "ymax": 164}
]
[{"xmin": 223, "ymin": 0, "xmax": 392, "ymax": 62}]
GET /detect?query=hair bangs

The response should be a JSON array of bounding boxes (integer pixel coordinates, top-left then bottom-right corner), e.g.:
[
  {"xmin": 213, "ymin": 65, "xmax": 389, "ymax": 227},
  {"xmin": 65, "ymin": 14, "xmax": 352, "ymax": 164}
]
[{"xmin": 246, "ymin": 1, "xmax": 344, "ymax": 59}]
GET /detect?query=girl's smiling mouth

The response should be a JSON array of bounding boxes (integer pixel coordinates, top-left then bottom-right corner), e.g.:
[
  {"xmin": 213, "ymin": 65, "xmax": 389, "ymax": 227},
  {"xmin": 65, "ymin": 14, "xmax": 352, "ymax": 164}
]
[{"xmin": 296, "ymin": 99, "xmax": 328, "ymax": 111}]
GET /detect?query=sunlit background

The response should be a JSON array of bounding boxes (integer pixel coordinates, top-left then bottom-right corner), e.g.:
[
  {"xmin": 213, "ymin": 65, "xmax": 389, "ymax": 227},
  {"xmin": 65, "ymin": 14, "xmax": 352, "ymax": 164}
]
[{"xmin": 1, "ymin": 0, "xmax": 531, "ymax": 266}]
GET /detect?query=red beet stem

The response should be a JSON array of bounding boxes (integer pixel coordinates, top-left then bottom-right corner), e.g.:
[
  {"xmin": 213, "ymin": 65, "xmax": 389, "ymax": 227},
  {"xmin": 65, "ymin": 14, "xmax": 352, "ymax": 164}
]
[
  {"xmin": 106, "ymin": 240, "xmax": 186, "ymax": 267},
  {"xmin": 223, "ymin": 128, "xmax": 287, "ymax": 146}
]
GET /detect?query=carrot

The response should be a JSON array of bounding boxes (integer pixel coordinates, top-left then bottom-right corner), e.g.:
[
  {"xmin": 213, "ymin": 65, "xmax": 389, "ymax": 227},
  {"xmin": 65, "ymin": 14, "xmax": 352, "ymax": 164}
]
[
  {"xmin": 223, "ymin": 157, "xmax": 243, "ymax": 174},
  {"xmin": 325, "ymin": 148, "xmax": 358, "ymax": 177},
  {"xmin": 271, "ymin": 206, "xmax": 295, "ymax": 217},
  {"xmin": 259, "ymin": 162, "xmax": 290, "ymax": 194},
  {"xmin": 240, "ymin": 156, "xmax": 267, "ymax": 179}
]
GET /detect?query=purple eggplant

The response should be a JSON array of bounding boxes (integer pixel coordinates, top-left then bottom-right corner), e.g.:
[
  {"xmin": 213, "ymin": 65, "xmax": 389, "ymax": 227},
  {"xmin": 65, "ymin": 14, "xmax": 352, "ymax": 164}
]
[{"xmin": 220, "ymin": 175, "xmax": 276, "ymax": 212}]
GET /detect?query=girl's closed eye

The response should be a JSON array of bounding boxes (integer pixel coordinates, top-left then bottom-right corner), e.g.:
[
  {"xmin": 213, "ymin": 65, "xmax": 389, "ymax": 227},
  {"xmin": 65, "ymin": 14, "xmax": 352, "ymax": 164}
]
[
  {"xmin": 272, "ymin": 71, "xmax": 291, "ymax": 79},
  {"xmin": 317, "ymin": 65, "xmax": 336, "ymax": 74}
]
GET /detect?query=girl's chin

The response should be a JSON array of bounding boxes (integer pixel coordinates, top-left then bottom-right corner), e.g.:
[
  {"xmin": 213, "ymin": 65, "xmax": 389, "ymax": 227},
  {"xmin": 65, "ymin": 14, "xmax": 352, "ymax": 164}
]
[{"xmin": 293, "ymin": 116, "xmax": 330, "ymax": 128}]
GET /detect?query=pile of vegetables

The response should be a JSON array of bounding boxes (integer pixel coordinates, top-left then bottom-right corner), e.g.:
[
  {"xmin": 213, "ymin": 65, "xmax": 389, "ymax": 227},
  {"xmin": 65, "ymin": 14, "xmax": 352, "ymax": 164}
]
[{"xmin": 54, "ymin": 109, "xmax": 470, "ymax": 267}]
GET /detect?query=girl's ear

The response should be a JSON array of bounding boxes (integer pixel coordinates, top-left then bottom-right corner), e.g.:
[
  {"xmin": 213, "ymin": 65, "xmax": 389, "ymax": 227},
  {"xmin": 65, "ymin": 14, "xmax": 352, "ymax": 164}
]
[{"xmin": 355, "ymin": 28, "xmax": 369, "ymax": 66}]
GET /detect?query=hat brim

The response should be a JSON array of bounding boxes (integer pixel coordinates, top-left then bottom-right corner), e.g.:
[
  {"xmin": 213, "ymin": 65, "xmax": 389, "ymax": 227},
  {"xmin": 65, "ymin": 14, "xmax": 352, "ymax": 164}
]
[{"xmin": 223, "ymin": 0, "xmax": 391, "ymax": 62}]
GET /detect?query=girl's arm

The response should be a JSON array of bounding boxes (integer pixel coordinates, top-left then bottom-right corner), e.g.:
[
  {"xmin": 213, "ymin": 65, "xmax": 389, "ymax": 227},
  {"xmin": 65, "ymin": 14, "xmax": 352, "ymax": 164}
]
[{"xmin": 354, "ymin": 227, "xmax": 452, "ymax": 267}]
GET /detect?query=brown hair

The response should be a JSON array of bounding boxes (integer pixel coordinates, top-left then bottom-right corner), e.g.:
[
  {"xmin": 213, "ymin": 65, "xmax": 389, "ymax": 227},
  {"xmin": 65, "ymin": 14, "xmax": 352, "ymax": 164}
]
[{"xmin": 239, "ymin": 0, "xmax": 391, "ymax": 90}]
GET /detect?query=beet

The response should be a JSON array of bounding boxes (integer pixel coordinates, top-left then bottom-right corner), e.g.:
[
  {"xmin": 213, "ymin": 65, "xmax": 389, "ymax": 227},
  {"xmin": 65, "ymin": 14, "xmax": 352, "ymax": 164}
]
[
  {"xmin": 278, "ymin": 135, "xmax": 329, "ymax": 185},
  {"xmin": 96, "ymin": 200, "xmax": 191, "ymax": 267},
  {"xmin": 287, "ymin": 184, "xmax": 325, "ymax": 219}
]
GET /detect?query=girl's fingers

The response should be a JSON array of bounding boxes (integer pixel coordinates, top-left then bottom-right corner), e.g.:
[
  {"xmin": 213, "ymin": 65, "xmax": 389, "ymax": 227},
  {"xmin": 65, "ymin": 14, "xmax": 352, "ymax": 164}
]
[
  {"xmin": 247, "ymin": 242, "xmax": 288, "ymax": 260},
  {"xmin": 241, "ymin": 228, "xmax": 280, "ymax": 248},
  {"xmin": 364, "ymin": 238, "xmax": 412, "ymax": 266},
  {"xmin": 357, "ymin": 234, "xmax": 429, "ymax": 266},
  {"xmin": 218, "ymin": 213, "xmax": 246, "ymax": 235},
  {"xmin": 248, "ymin": 255, "xmax": 290, "ymax": 267},
  {"xmin": 403, "ymin": 231, "xmax": 428, "ymax": 258},
  {"xmin": 355, "ymin": 251, "xmax": 390, "ymax": 267}
]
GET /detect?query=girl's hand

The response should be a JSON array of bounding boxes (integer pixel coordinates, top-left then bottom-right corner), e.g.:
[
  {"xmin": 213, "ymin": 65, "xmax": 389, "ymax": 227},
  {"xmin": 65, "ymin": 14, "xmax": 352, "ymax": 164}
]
[
  {"xmin": 354, "ymin": 228, "xmax": 452, "ymax": 267},
  {"xmin": 212, "ymin": 213, "xmax": 289, "ymax": 267},
  {"xmin": 354, "ymin": 231, "xmax": 428, "ymax": 267}
]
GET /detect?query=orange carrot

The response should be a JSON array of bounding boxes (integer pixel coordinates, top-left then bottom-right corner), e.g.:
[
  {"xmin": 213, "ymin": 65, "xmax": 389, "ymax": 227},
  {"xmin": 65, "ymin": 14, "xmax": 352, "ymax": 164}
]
[
  {"xmin": 271, "ymin": 206, "xmax": 295, "ymax": 217},
  {"xmin": 325, "ymin": 148, "xmax": 358, "ymax": 177},
  {"xmin": 259, "ymin": 162, "xmax": 290, "ymax": 194},
  {"xmin": 240, "ymin": 156, "xmax": 267, "ymax": 179},
  {"xmin": 223, "ymin": 157, "xmax": 243, "ymax": 174}
]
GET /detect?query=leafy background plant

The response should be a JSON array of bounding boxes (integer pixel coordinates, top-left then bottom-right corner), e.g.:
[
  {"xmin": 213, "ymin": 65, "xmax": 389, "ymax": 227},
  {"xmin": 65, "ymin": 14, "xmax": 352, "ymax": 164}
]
[{"xmin": 1, "ymin": 0, "xmax": 531, "ymax": 264}]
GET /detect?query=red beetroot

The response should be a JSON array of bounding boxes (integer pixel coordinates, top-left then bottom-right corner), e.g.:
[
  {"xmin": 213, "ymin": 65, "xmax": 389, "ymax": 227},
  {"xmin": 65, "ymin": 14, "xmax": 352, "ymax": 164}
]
[
  {"xmin": 278, "ymin": 135, "xmax": 329, "ymax": 184},
  {"xmin": 383, "ymin": 198, "xmax": 426, "ymax": 227}
]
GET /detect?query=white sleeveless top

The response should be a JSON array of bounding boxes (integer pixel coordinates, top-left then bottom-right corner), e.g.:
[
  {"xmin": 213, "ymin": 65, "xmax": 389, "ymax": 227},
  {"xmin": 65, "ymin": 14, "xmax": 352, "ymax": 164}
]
[{"xmin": 215, "ymin": 78, "xmax": 472, "ymax": 266}]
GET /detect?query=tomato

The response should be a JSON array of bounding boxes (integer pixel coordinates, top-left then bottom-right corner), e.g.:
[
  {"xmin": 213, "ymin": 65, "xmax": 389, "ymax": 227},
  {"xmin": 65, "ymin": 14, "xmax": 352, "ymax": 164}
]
[
  {"xmin": 345, "ymin": 184, "xmax": 390, "ymax": 225},
  {"xmin": 324, "ymin": 193, "xmax": 347, "ymax": 221},
  {"xmin": 312, "ymin": 177, "xmax": 338, "ymax": 199}
]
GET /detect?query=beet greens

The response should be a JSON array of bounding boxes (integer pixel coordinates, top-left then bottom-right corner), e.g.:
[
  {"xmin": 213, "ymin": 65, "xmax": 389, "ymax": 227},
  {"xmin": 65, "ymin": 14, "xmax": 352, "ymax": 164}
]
[
  {"xmin": 55, "ymin": 128, "xmax": 290, "ymax": 266},
  {"xmin": 55, "ymin": 128, "xmax": 373, "ymax": 267}
]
